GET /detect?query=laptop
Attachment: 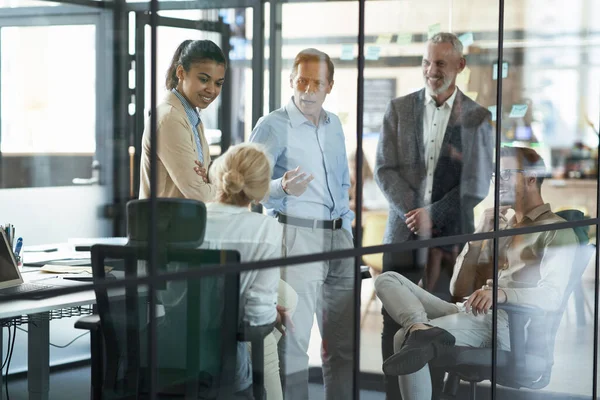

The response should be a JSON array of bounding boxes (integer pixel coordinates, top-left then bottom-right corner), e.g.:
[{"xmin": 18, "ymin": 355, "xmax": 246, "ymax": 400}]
[{"xmin": 0, "ymin": 231, "xmax": 65, "ymax": 298}]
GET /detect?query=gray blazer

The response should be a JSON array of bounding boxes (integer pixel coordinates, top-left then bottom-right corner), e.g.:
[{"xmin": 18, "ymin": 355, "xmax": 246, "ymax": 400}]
[{"xmin": 375, "ymin": 88, "xmax": 494, "ymax": 246}]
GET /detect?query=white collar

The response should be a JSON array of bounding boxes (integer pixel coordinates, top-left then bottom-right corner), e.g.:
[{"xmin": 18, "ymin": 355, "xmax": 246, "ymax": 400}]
[{"xmin": 424, "ymin": 86, "xmax": 458, "ymax": 109}]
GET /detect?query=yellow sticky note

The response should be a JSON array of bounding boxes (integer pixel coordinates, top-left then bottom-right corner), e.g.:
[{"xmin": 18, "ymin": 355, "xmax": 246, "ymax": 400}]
[
  {"xmin": 396, "ymin": 33, "xmax": 413, "ymax": 45},
  {"xmin": 456, "ymin": 66, "xmax": 471, "ymax": 87},
  {"xmin": 465, "ymin": 91, "xmax": 478, "ymax": 101},
  {"xmin": 376, "ymin": 34, "xmax": 393, "ymax": 45},
  {"xmin": 427, "ymin": 23, "xmax": 441, "ymax": 39}
]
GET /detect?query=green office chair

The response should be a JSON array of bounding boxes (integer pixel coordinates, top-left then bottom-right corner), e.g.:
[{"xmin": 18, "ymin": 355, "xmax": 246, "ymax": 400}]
[
  {"xmin": 76, "ymin": 199, "xmax": 273, "ymax": 399},
  {"xmin": 77, "ymin": 243, "xmax": 241, "ymax": 399}
]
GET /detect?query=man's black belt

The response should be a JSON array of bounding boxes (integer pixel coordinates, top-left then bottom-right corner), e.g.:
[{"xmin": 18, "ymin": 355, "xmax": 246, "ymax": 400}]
[{"xmin": 277, "ymin": 214, "xmax": 343, "ymax": 230}]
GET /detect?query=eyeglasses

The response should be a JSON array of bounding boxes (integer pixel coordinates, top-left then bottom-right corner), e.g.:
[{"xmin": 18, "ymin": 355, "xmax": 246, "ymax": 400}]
[
  {"xmin": 294, "ymin": 77, "xmax": 329, "ymax": 92},
  {"xmin": 491, "ymin": 169, "xmax": 525, "ymax": 181}
]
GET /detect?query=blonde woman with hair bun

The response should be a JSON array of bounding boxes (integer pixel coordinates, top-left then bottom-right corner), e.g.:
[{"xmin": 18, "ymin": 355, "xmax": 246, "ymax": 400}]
[
  {"xmin": 197, "ymin": 143, "xmax": 297, "ymax": 399},
  {"xmin": 210, "ymin": 143, "xmax": 272, "ymax": 207}
]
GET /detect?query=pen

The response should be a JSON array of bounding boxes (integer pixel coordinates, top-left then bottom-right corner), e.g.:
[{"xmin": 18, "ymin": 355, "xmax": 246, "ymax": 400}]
[{"xmin": 14, "ymin": 237, "xmax": 23, "ymax": 257}]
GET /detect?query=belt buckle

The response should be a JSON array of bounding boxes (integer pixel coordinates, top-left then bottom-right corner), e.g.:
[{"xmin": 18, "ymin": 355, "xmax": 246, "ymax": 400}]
[{"xmin": 334, "ymin": 218, "xmax": 342, "ymax": 230}]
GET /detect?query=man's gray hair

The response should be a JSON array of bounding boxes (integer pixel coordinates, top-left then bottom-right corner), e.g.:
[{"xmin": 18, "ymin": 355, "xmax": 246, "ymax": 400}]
[{"xmin": 429, "ymin": 32, "xmax": 464, "ymax": 57}]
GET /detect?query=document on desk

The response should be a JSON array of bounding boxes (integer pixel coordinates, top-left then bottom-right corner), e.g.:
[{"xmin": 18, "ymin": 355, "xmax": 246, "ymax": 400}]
[
  {"xmin": 23, "ymin": 249, "xmax": 91, "ymax": 266},
  {"xmin": 68, "ymin": 237, "xmax": 128, "ymax": 251},
  {"xmin": 40, "ymin": 265, "xmax": 113, "ymax": 274}
]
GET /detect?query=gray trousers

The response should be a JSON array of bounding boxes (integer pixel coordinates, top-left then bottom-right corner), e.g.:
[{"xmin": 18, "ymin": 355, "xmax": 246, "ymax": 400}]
[
  {"xmin": 375, "ymin": 271, "xmax": 510, "ymax": 400},
  {"xmin": 280, "ymin": 224, "xmax": 355, "ymax": 400}
]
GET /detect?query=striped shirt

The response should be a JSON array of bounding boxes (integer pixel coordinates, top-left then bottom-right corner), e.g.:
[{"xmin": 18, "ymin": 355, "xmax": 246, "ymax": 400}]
[{"xmin": 171, "ymin": 88, "xmax": 204, "ymax": 164}]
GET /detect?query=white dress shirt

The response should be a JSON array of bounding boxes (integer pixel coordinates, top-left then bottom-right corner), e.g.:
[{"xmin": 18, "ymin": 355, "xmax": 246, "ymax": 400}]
[
  {"xmin": 200, "ymin": 202, "xmax": 282, "ymax": 326},
  {"xmin": 423, "ymin": 87, "xmax": 457, "ymax": 204}
]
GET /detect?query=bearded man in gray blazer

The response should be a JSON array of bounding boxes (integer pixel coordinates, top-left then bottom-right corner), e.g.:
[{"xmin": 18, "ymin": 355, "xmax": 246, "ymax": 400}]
[{"xmin": 374, "ymin": 32, "xmax": 494, "ymax": 399}]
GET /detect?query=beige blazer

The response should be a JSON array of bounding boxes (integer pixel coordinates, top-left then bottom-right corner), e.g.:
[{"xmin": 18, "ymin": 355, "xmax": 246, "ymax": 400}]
[{"xmin": 139, "ymin": 91, "xmax": 217, "ymax": 201}]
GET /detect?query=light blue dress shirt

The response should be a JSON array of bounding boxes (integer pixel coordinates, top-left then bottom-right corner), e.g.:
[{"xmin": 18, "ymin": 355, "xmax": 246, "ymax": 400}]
[
  {"xmin": 250, "ymin": 96, "xmax": 355, "ymax": 234},
  {"xmin": 171, "ymin": 88, "xmax": 204, "ymax": 164}
]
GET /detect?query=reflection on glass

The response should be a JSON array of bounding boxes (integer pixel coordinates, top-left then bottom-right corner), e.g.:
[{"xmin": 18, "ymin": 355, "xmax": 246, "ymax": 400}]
[{"xmin": 499, "ymin": 0, "xmax": 600, "ymax": 219}]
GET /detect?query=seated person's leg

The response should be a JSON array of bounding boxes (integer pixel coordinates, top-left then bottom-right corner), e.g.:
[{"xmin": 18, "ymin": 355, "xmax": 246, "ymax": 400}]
[
  {"xmin": 273, "ymin": 279, "xmax": 298, "ymax": 342},
  {"xmin": 376, "ymin": 271, "xmax": 459, "ymax": 398},
  {"xmin": 262, "ymin": 333, "xmax": 283, "ymax": 400},
  {"xmin": 375, "ymin": 271, "xmax": 459, "ymax": 329},
  {"xmin": 389, "ymin": 310, "xmax": 510, "ymax": 400},
  {"xmin": 392, "ymin": 327, "xmax": 435, "ymax": 400},
  {"xmin": 382, "ymin": 309, "xmax": 402, "ymax": 399}
]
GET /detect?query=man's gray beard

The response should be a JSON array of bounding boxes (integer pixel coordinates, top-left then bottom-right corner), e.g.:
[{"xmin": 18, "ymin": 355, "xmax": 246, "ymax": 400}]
[{"xmin": 424, "ymin": 76, "xmax": 453, "ymax": 95}]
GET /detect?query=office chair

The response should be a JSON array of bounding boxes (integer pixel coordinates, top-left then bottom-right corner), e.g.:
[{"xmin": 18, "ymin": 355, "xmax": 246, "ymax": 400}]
[
  {"xmin": 433, "ymin": 209, "xmax": 594, "ymax": 400},
  {"xmin": 79, "ymin": 244, "xmax": 241, "ymax": 399},
  {"xmin": 76, "ymin": 198, "xmax": 273, "ymax": 400}
]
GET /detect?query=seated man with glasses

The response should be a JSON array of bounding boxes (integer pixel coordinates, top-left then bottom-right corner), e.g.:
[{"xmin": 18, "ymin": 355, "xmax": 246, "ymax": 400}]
[{"xmin": 374, "ymin": 146, "xmax": 578, "ymax": 400}]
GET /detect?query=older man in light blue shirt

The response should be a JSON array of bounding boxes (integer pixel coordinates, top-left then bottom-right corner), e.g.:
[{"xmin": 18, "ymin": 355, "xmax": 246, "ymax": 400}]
[{"xmin": 250, "ymin": 48, "xmax": 355, "ymax": 400}]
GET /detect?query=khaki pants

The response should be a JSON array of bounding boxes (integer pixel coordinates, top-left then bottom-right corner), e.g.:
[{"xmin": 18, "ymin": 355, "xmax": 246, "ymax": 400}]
[{"xmin": 280, "ymin": 225, "xmax": 355, "ymax": 400}]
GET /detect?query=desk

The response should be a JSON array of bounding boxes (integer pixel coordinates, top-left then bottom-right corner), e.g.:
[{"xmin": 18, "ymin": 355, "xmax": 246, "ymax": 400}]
[{"xmin": 0, "ymin": 278, "xmax": 96, "ymax": 400}]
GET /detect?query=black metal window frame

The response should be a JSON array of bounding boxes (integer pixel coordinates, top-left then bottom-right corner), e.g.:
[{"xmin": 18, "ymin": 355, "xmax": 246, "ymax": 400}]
[
  {"xmin": 0, "ymin": 0, "xmax": 597, "ymax": 399},
  {"xmin": 0, "ymin": 5, "xmax": 113, "ymax": 191}
]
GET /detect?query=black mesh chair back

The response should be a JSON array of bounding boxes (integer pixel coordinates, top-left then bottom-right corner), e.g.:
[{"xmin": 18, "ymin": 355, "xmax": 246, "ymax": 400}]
[
  {"xmin": 90, "ymin": 244, "xmax": 240, "ymax": 399},
  {"xmin": 126, "ymin": 199, "xmax": 207, "ymax": 249}
]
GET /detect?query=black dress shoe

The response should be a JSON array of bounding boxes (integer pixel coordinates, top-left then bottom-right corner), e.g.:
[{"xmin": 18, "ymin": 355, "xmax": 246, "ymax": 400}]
[{"xmin": 382, "ymin": 327, "xmax": 455, "ymax": 376}]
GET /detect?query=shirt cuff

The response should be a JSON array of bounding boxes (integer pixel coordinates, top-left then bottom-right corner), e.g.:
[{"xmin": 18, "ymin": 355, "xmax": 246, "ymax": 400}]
[{"xmin": 269, "ymin": 177, "xmax": 287, "ymax": 199}]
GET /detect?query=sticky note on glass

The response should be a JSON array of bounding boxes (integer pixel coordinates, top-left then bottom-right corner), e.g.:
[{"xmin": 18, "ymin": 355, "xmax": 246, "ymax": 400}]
[
  {"xmin": 493, "ymin": 62, "xmax": 509, "ymax": 80},
  {"xmin": 365, "ymin": 45, "xmax": 381, "ymax": 61},
  {"xmin": 396, "ymin": 32, "xmax": 413, "ymax": 45},
  {"xmin": 376, "ymin": 34, "xmax": 393, "ymax": 45},
  {"xmin": 488, "ymin": 105, "xmax": 497, "ymax": 121},
  {"xmin": 340, "ymin": 44, "xmax": 354, "ymax": 61},
  {"xmin": 459, "ymin": 32, "xmax": 474, "ymax": 47},
  {"xmin": 456, "ymin": 66, "xmax": 471, "ymax": 87},
  {"xmin": 509, "ymin": 104, "xmax": 528, "ymax": 118},
  {"xmin": 427, "ymin": 23, "xmax": 441, "ymax": 39}
]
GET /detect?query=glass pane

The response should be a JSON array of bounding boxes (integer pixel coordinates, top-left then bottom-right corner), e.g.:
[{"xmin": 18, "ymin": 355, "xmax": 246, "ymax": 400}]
[
  {"xmin": 495, "ymin": 226, "xmax": 596, "ymax": 399},
  {"xmin": 366, "ymin": 0, "xmax": 499, "ymax": 396},
  {"xmin": 499, "ymin": 0, "xmax": 600, "ymax": 223},
  {"xmin": 1, "ymin": 25, "xmax": 96, "ymax": 154}
]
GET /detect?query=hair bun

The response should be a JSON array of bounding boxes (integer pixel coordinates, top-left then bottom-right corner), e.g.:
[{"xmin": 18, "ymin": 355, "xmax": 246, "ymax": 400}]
[{"xmin": 222, "ymin": 170, "xmax": 245, "ymax": 195}]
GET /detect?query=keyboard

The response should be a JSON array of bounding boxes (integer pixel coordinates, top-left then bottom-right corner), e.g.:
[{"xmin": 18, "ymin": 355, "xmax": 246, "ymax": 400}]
[{"xmin": 0, "ymin": 282, "xmax": 54, "ymax": 296}]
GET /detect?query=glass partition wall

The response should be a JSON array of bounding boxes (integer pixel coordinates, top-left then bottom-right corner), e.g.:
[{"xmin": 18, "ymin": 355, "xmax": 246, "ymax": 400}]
[{"xmin": 0, "ymin": 0, "xmax": 598, "ymax": 399}]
